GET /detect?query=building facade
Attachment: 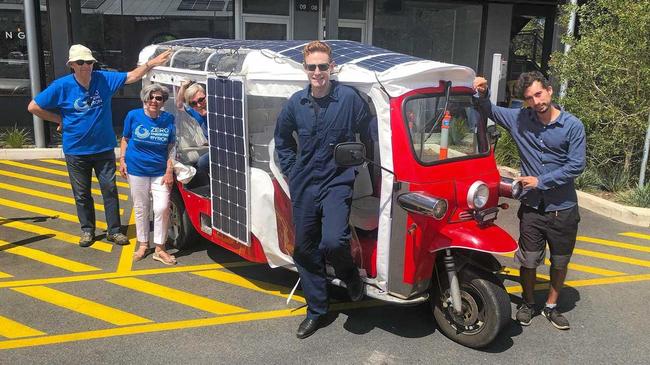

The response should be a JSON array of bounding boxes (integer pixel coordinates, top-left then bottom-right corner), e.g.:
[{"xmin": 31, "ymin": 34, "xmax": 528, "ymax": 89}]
[{"xmin": 1, "ymin": 0, "xmax": 562, "ymax": 144}]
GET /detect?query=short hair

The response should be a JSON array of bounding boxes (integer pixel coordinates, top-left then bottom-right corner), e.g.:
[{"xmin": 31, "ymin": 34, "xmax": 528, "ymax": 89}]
[
  {"xmin": 516, "ymin": 71, "xmax": 551, "ymax": 97},
  {"xmin": 302, "ymin": 40, "xmax": 332, "ymax": 61},
  {"xmin": 140, "ymin": 83, "xmax": 169, "ymax": 103},
  {"xmin": 184, "ymin": 83, "xmax": 205, "ymax": 104}
]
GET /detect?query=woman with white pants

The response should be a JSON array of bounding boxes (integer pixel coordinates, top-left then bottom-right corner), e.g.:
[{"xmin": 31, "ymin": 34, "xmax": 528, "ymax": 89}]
[{"xmin": 119, "ymin": 83, "xmax": 177, "ymax": 265}]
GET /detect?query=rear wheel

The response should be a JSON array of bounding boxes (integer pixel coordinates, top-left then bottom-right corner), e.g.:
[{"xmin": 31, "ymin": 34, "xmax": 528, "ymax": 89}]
[
  {"xmin": 168, "ymin": 187, "xmax": 200, "ymax": 250},
  {"xmin": 430, "ymin": 268, "xmax": 511, "ymax": 348}
]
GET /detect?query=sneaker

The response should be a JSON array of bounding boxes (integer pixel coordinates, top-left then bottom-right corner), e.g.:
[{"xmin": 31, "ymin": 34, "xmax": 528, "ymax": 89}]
[
  {"xmin": 106, "ymin": 232, "xmax": 129, "ymax": 246},
  {"xmin": 79, "ymin": 232, "xmax": 94, "ymax": 247},
  {"xmin": 516, "ymin": 303, "xmax": 535, "ymax": 326},
  {"xmin": 542, "ymin": 307, "xmax": 570, "ymax": 330}
]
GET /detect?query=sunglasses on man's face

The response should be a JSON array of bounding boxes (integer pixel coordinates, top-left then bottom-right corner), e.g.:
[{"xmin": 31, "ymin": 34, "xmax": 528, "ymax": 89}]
[
  {"xmin": 304, "ymin": 63, "xmax": 330, "ymax": 72},
  {"xmin": 74, "ymin": 60, "xmax": 95, "ymax": 66},
  {"xmin": 149, "ymin": 95, "xmax": 164, "ymax": 102},
  {"xmin": 189, "ymin": 97, "xmax": 206, "ymax": 107}
]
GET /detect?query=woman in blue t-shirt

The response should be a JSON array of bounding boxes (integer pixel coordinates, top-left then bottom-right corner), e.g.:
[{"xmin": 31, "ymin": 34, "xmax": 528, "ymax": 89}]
[
  {"xmin": 177, "ymin": 81, "xmax": 209, "ymax": 183},
  {"xmin": 119, "ymin": 84, "xmax": 177, "ymax": 265}
]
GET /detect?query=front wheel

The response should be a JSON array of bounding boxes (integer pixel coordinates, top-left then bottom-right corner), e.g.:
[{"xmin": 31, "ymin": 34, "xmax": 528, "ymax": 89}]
[
  {"xmin": 430, "ymin": 268, "xmax": 511, "ymax": 348},
  {"xmin": 168, "ymin": 186, "xmax": 201, "ymax": 250}
]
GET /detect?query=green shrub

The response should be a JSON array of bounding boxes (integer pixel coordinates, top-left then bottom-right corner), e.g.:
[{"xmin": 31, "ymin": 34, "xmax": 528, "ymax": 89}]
[
  {"xmin": 599, "ymin": 167, "xmax": 630, "ymax": 193},
  {"xmin": 0, "ymin": 125, "xmax": 32, "ymax": 148},
  {"xmin": 494, "ymin": 126, "xmax": 519, "ymax": 168},
  {"xmin": 617, "ymin": 184, "xmax": 650, "ymax": 208},
  {"xmin": 575, "ymin": 165, "xmax": 602, "ymax": 192}
]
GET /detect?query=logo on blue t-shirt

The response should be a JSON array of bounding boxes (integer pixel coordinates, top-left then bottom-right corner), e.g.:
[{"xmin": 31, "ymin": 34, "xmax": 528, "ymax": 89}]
[
  {"xmin": 133, "ymin": 124, "xmax": 170, "ymax": 144},
  {"xmin": 72, "ymin": 90, "xmax": 103, "ymax": 114},
  {"xmin": 134, "ymin": 125, "xmax": 151, "ymax": 139}
]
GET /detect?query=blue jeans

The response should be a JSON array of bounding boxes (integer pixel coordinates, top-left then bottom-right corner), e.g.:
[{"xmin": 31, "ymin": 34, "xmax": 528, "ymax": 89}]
[{"xmin": 65, "ymin": 149, "xmax": 121, "ymax": 235}]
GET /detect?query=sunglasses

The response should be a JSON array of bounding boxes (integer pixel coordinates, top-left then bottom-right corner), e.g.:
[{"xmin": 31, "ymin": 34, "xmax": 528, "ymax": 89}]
[
  {"xmin": 304, "ymin": 63, "xmax": 330, "ymax": 72},
  {"xmin": 189, "ymin": 97, "xmax": 206, "ymax": 107},
  {"xmin": 149, "ymin": 95, "xmax": 164, "ymax": 102},
  {"xmin": 74, "ymin": 60, "xmax": 95, "ymax": 66}
]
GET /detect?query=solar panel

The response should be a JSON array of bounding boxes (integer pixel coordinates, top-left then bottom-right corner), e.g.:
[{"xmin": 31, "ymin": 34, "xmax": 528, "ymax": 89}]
[
  {"xmin": 160, "ymin": 39, "xmax": 425, "ymax": 72},
  {"xmin": 355, "ymin": 53, "xmax": 422, "ymax": 72},
  {"xmin": 177, "ymin": 0, "xmax": 229, "ymax": 11},
  {"xmin": 207, "ymin": 76, "xmax": 249, "ymax": 245}
]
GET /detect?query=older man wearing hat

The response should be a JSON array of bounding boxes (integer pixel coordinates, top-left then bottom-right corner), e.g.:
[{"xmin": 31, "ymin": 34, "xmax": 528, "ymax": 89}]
[{"xmin": 27, "ymin": 44, "xmax": 172, "ymax": 248}]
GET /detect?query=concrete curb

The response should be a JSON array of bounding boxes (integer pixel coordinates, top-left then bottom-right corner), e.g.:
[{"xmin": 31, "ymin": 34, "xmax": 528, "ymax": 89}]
[
  {"xmin": 498, "ymin": 166, "xmax": 650, "ymax": 228},
  {"xmin": 0, "ymin": 147, "xmax": 122, "ymax": 160},
  {"xmin": 1, "ymin": 148, "xmax": 648, "ymax": 227}
]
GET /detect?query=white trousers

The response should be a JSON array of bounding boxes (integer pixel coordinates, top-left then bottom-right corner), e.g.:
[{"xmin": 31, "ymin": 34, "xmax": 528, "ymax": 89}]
[{"xmin": 128, "ymin": 175, "xmax": 171, "ymax": 246}]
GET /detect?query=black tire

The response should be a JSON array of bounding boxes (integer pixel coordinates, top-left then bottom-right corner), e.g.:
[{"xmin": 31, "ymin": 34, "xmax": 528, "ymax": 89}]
[
  {"xmin": 430, "ymin": 268, "xmax": 511, "ymax": 348},
  {"xmin": 168, "ymin": 187, "xmax": 200, "ymax": 250}
]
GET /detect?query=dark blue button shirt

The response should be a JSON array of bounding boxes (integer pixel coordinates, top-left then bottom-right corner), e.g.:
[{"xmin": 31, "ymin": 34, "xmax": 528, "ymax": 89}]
[
  {"xmin": 477, "ymin": 96, "xmax": 586, "ymax": 211},
  {"xmin": 274, "ymin": 81, "xmax": 372, "ymax": 199}
]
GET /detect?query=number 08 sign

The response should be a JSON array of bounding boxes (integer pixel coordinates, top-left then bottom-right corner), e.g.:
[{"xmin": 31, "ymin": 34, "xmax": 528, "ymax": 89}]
[{"xmin": 295, "ymin": 0, "xmax": 319, "ymax": 12}]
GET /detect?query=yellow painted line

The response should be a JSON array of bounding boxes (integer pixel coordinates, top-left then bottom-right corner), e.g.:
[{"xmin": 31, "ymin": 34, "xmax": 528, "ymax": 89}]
[
  {"xmin": 577, "ymin": 236, "xmax": 650, "ymax": 253},
  {"xmin": 0, "ymin": 239, "xmax": 100, "ymax": 273},
  {"xmin": 0, "ymin": 197, "xmax": 107, "ymax": 230},
  {"xmin": 498, "ymin": 252, "xmax": 624, "ymax": 276},
  {"xmin": 0, "ymin": 261, "xmax": 258, "ymax": 289},
  {"xmin": 42, "ymin": 159, "xmax": 126, "ymax": 179},
  {"xmin": 0, "ymin": 169, "xmax": 129, "ymax": 200},
  {"xmin": 500, "ymin": 267, "xmax": 550, "ymax": 280},
  {"xmin": 0, "ymin": 160, "xmax": 129, "ymax": 188},
  {"xmin": 506, "ymin": 273, "xmax": 650, "ymax": 294},
  {"xmin": 619, "ymin": 232, "xmax": 650, "ymax": 241},
  {"xmin": 0, "ymin": 299, "xmax": 382, "ymax": 350},
  {"xmin": 116, "ymin": 209, "xmax": 136, "ymax": 273},
  {"xmin": 0, "ymin": 216, "xmax": 113, "ymax": 253},
  {"xmin": 573, "ymin": 248, "xmax": 650, "ymax": 268},
  {"xmin": 192, "ymin": 270, "xmax": 306, "ymax": 303},
  {"xmin": 0, "ymin": 272, "xmax": 13, "ymax": 279},
  {"xmin": 0, "ymin": 182, "xmax": 123, "ymax": 214},
  {"xmin": 11, "ymin": 286, "xmax": 151, "ymax": 326},
  {"xmin": 107, "ymin": 277, "xmax": 248, "ymax": 315},
  {"xmin": 0, "ymin": 315, "xmax": 46, "ymax": 339}
]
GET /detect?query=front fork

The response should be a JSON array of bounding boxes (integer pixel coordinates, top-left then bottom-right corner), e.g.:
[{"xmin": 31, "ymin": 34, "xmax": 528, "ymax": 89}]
[{"xmin": 443, "ymin": 249, "xmax": 463, "ymax": 314}]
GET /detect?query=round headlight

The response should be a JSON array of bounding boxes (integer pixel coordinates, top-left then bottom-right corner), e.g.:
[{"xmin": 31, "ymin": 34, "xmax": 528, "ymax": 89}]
[{"xmin": 467, "ymin": 181, "xmax": 489, "ymax": 209}]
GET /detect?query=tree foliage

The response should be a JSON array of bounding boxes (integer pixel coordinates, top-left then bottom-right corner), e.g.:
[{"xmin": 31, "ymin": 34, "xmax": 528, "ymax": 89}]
[{"xmin": 550, "ymin": 0, "xmax": 650, "ymax": 181}]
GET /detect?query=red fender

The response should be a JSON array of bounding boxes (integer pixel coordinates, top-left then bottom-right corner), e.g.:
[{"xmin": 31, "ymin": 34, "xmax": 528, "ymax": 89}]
[{"xmin": 428, "ymin": 221, "xmax": 518, "ymax": 254}]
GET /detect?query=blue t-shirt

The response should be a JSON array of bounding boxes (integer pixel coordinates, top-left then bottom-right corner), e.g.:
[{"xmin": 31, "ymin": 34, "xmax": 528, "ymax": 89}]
[
  {"xmin": 123, "ymin": 109, "xmax": 176, "ymax": 177},
  {"xmin": 34, "ymin": 71, "xmax": 127, "ymax": 155},
  {"xmin": 184, "ymin": 105, "xmax": 208, "ymax": 139}
]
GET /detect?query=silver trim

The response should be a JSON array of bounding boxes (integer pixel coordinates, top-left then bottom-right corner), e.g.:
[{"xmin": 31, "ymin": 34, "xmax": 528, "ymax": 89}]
[
  {"xmin": 397, "ymin": 192, "xmax": 448, "ymax": 220},
  {"xmin": 467, "ymin": 180, "xmax": 489, "ymax": 209},
  {"xmin": 499, "ymin": 177, "xmax": 523, "ymax": 199}
]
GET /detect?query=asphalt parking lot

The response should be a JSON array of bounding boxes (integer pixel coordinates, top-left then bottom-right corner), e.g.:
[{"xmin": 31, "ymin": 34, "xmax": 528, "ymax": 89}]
[{"xmin": 1, "ymin": 158, "xmax": 650, "ymax": 364}]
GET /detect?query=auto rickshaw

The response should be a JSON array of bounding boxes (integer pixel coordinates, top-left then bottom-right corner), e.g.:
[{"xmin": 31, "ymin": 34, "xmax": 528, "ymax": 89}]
[{"xmin": 138, "ymin": 38, "xmax": 521, "ymax": 348}]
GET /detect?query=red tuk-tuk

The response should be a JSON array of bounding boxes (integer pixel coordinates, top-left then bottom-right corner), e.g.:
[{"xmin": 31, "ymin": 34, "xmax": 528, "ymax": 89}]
[{"xmin": 139, "ymin": 39, "xmax": 520, "ymax": 348}]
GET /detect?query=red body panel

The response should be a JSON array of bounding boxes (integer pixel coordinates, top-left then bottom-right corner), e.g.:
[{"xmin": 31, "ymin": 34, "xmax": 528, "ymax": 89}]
[{"xmin": 176, "ymin": 182, "xmax": 268, "ymax": 263}]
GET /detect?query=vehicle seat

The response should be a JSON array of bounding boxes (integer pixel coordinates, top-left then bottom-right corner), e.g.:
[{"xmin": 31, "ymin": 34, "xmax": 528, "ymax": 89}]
[{"xmin": 351, "ymin": 164, "xmax": 379, "ymax": 231}]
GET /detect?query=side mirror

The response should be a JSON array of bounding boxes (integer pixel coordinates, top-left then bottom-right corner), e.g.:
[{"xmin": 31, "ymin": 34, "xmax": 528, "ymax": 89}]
[
  {"xmin": 487, "ymin": 124, "xmax": 500, "ymax": 145},
  {"xmin": 334, "ymin": 142, "xmax": 366, "ymax": 167}
]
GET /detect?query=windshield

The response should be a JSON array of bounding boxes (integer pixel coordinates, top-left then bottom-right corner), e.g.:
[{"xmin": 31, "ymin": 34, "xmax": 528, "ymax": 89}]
[{"xmin": 404, "ymin": 94, "xmax": 487, "ymax": 164}]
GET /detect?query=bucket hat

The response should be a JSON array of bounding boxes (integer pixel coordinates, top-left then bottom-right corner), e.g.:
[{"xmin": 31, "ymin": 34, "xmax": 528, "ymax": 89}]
[{"xmin": 67, "ymin": 44, "xmax": 97, "ymax": 65}]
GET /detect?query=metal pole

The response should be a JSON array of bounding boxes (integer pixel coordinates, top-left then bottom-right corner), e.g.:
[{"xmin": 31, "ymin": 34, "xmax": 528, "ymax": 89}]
[
  {"xmin": 24, "ymin": 0, "xmax": 45, "ymax": 147},
  {"xmin": 559, "ymin": 0, "xmax": 578, "ymax": 99},
  {"xmin": 639, "ymin": 111, "xmax": 650, "ymax": 187},
  {"xmin": 489, "ymin": 53, "xmax": 501, "ymax": 105},
  {"xmin": 326, "ymin": 0, "xmax": 339, "ymax": 39}
]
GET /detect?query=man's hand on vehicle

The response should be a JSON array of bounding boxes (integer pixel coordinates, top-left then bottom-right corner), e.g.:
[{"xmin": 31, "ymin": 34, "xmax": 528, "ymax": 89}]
[
  {"xmin": 473, "ymin": 76, "xmax": 488, "ymax": 97},
  {"xmin": 517, "ymin": 176, "xmax": 539, "ymax": 189}
]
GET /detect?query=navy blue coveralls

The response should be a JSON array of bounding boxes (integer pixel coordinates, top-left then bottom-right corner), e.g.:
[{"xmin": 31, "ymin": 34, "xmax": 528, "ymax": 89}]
[{"xmin": 274, "ymin": 81, "xmax": 372, "ymax": 320}]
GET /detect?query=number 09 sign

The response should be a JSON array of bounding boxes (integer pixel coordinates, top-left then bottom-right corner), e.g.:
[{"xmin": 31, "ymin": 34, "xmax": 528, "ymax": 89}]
[{"xmin": 296, "ymin": 0, "xmax": 319, "ymax": 12}]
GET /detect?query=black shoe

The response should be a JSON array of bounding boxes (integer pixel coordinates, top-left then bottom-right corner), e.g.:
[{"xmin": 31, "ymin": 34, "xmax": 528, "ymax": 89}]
[
  {"xmin": 542, "ymin": 307, "xmax": 570, "ymax": 330},
  {"xmin": 296, "ymin": 317, "xmax": 321, "ymax": 339},
  {"xmin": 79, "ymin": 232, "xmax": 94, "ymax": 247},
  {"xmin": 346, "ymin": 272, "xmax": 364, "ymax": 302},
  {"xmin": 516, "ymin": 302, "xmax": 535, "ymax": 326},
  {"xmin": 107, "ymin": 232, "xmax": 129, "ymax": 245}
]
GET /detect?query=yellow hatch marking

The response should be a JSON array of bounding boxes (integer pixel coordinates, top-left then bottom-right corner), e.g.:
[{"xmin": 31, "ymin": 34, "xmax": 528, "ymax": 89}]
[
  {"xmin": 0, "ymin": 315, "xmax": 46, "ymax": 339},
  {"xmin": 498, "ymin": 252, "xmax": 626, "ymax": 276},
  {"xmin": 116, "ymin": 209, "xmax": 136, "ymax": 273},
  {"xmin": 107, "ymin": 277, "xmax": 248, "ymax": 315},
  {"xmin": 0, "ymin": 216, "xmax": 113, "ymax": 253},
  {"xmin": 0, "ymin": 197, "xmax": 107, "ymax": 230},
  {"xmin": 0, "ymin": 239, "xmax": 100, "ymax": 272},
  {"xmin": 577, "ymin": 236, "xmax": 650, "ymax": 253},
  {"xmin": 619, "ymin": 232, "xmax": 650, "ymax": 241},
  {"xmin": 573, "ymin": 248, "xmax": 650, "ymax": 268},
  {"xmin": 11, "ymin": 286, "xmax": 151, "ymax": 326},
  {"xmin": 0, "ymin": 160, "xmax": 129, "ymax": 188},
  {"xmin": 506, "ymin": 273, "xmax": 650, "ymax": 294},
  {"xmin": 192, "ymin": 270, "xmax": 306, "ymax": 303}
]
